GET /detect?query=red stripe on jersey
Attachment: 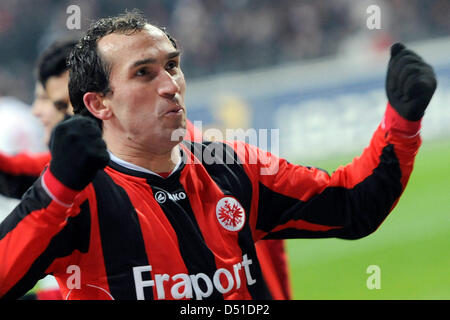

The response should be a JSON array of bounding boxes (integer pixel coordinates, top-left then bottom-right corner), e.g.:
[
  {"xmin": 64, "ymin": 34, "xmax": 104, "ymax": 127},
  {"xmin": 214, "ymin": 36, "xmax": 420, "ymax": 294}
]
[
  {"xmin": 179, "ymin": 145, "xmax": 252, "ymax": 299},
  {"xmin": 105, "ymin": 167, "xmax": 190, "ymax": 300},
  {"xmin": 388, "ymin": 134, "xmax": 421, "ymax": 189},
  {"xmin": 42, "ymin": 169, "xmax": 79, "ymax": 206},
  {"xmin": 261, "ymin": 239, "xmax": 292, "ymax": 299},
  {"xmin": 383, "ymin": 102, "xmax": 421, "ymax": 136},
  {"xmin": 46, "ymin": 186, "xmax": 113, "ymax": 300},
  {"xmin": 253, "ymin": 219, "xmax": 341, "ymax": 240},
  {"xmin": 255, "ymin": 241, "xmax": 287, "ymax": 300},
  {"xmin": 215, "ymin": 141, "xmax": 292, "ymax": 299},
  {"xmin": 0, "ymin": 204, "xmax": 69, "ymax": 296},
  {"xmin": 271, "ymin": 219, "xmax": 341, "ymax": 234}
]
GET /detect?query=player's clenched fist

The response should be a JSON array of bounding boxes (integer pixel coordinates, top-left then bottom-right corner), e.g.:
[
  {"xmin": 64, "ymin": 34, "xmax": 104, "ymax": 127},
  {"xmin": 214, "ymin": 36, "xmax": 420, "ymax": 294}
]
[
  {"xmin": 386, "ymin": 42, "xmax": 437, "ymax": 121},
  {"xmin": 48, "ymin": 115, "xmax": 109, "ymax": 190}
]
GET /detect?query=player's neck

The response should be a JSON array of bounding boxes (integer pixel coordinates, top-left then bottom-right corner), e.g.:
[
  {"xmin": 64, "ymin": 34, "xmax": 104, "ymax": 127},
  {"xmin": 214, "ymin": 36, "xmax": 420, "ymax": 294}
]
[
  {"xmin": 108, "ymin": 144, "xmax": 181, "ymax": 174},
  {"xmin": 102, "ymin": 122, "xmax": 182, "ymax": 173}
]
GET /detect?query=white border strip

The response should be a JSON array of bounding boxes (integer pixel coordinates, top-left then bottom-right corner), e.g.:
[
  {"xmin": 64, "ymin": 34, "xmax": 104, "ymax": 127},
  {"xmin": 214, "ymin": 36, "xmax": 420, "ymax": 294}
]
[{"xmin": 41, "ymin": 177, "xmax": 73, "ymax": 208}]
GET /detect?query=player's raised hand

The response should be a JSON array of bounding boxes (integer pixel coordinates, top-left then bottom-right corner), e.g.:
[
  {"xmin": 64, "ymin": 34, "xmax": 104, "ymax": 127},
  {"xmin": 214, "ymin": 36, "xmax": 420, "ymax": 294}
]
[
  {"xmin": 386, "ymin": 43, "xmax": 437, "ymax": 121},
  {"xmin": 48, "ymin": 115, "xmax": 109, "ymax": 190}
]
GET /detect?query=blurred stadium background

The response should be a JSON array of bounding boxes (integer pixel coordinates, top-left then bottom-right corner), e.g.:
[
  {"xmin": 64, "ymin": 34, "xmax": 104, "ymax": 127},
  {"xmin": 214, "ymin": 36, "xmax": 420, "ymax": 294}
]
[{"xmin": 0, "ymin": 0, "xmax": 448, "ymax": 299}]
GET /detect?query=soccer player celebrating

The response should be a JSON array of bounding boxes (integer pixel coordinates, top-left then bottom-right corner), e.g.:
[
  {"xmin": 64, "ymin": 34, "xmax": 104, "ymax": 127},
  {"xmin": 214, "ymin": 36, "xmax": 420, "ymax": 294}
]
[
  {"xmin": 0, "ymin": 12, "xmax": 436, "ymax": 300},
  {"xmin": 0, "ymin": 30, "xmax": 291, "ymax": 300}
]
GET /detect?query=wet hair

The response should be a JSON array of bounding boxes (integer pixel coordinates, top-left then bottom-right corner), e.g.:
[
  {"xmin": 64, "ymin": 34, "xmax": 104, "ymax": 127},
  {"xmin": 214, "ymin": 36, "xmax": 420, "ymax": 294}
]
[{"xmin": 68, "ymin": 10, "xmax": 177, "ymax": 126}]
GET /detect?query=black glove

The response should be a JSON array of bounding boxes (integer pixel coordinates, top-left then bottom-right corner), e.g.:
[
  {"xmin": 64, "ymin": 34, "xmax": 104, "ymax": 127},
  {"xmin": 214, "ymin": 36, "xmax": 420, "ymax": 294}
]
[
  {"xmin": 386, "ymin": 43, "xmax": 437, "ymax": 121},
  {"xmin": 48, "ymin": 115, "xmax": 109, "ymax": 190},
  {"xmin": 47, "ymin": 114, "xmax": 72, "ymax": 149}
]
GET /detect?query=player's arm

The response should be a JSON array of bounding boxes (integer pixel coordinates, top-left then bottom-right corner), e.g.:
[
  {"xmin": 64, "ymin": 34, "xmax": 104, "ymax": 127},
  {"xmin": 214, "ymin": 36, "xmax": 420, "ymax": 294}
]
[
  {"xmin": 0, "ymin": 152, "xmax": 51, "ymax": 199},
  {"xmin": 0, "ymin": 172, "xmax": 91, "ymax": 299},
  {"xmin": 0, "ymin": 116, "xmax": 109, "ymax": 299},
  {"xmin": 245, "ymin": 43, "xmax": 436, "ymax": 240}
]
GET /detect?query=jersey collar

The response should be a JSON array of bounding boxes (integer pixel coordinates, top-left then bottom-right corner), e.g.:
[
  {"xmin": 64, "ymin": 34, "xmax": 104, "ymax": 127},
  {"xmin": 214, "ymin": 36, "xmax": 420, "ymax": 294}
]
[{"xmin": 107, "ymin": 147, "xmax": 186, "ymax": 180}]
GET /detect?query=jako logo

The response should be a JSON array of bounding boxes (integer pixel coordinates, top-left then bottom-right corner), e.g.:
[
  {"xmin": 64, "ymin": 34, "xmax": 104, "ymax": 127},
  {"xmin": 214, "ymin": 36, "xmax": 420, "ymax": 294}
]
[
  {"xmin": 216, "ymin": 197, "xmax": 246, "ymax": 231},
  {"xmin": 155, "ymin": 191, "xmax": 186, "ymax": 204}
]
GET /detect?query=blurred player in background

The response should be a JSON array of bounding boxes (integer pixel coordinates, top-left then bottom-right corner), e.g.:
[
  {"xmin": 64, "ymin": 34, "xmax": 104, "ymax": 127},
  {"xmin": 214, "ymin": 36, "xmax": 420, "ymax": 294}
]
[
  {"xmin": 0, "ymin": 95, "xmax": 45, "ymax": 218},
  {"xmin": 34, "ymin": 37, "xmax": 77, "ymax": 144},
  {"xmin": 0, "ymin": 37, "xmax": 78, "ymax": 300},
  {"xmin": 0, "ymin": 38, "xmax": 76, "ymax": 200}
]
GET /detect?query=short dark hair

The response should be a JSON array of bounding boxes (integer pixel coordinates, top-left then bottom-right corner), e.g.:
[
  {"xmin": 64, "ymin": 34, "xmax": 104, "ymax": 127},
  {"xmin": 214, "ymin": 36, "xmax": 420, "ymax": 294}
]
[
  {"xmin": 37, "ymin": 38, "xmax": 78, "ymax": 89},
  {"xmin": 68, "ymin": 10, "xmax": 177, "ymax": 126}
]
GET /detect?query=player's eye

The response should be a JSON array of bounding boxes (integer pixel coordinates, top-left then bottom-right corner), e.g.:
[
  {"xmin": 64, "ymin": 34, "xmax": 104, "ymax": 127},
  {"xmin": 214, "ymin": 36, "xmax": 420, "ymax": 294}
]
[
  {"xmin": 134, "ymin": 67, "xmax": 158, "ymax": 81},
  {"xmin": 166, "ymin": 60, "xmax": 178, "ymax": 71},
  {"xmin": 135, "ymin": 68, "xmax": 149, "ymax": 77}
]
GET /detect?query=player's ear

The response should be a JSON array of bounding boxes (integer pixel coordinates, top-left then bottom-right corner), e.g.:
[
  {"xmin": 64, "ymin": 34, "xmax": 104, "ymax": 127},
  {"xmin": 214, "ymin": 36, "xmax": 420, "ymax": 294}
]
[{"xmin": 83, "ymin": 92, "xmax": 113, "ymax": 120}]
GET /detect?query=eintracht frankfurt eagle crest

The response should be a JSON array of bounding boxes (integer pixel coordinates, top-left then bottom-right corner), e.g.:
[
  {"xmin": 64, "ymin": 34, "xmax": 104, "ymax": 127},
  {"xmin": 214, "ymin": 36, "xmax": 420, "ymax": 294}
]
[{"xmin": 216, "ymin": 197, "xmax": 246, "ymax": 231}]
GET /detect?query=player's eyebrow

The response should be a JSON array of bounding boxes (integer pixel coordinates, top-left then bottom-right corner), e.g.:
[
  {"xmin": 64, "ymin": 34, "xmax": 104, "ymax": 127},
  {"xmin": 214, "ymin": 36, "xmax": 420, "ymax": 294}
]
[
  {"xmin": 167, "ymin": 50, "xmax": 181, "ymax": 60},
  {"xmin": 131, "ymin": 51, "xmax": 181, "ymax": 69}
]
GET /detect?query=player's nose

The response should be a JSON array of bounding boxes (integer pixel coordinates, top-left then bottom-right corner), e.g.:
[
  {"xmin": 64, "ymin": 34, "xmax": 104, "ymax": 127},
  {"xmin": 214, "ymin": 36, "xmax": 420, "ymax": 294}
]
[{"xmin": 157, "ymin": 71, "xmax": 180, "ymax": 99}]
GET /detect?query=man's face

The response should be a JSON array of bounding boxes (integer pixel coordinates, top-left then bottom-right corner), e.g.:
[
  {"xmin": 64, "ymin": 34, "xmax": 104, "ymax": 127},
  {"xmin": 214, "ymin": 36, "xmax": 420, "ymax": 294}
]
[
  {"xmin": 31, "ymin": 82, "xmax": 65, "ymax": 144},
  {"xmin": 97, "ymin": 25, "xmax": 186, "ymax": 153},
  {"xmin": 46, "ymin": 70, "xmax": 74, "ymax": 115}
]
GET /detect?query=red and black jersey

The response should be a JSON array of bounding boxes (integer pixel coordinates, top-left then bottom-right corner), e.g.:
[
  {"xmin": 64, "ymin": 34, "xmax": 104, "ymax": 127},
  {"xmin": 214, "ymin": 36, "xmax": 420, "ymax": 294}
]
[
  {"xmin": 0, "ymin": 152, "xmax": 51, "ymax": 199},
  {"xmin": 0, "ymin": 119, "xmax": 291, "ymax": 300},
  {"xmin": 186, "ymin": 118, "xmax": 291, "ymax": 299},
  {"xmin": 0, "ymin": 104, "xmax": 421, "ymax": 300}
]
